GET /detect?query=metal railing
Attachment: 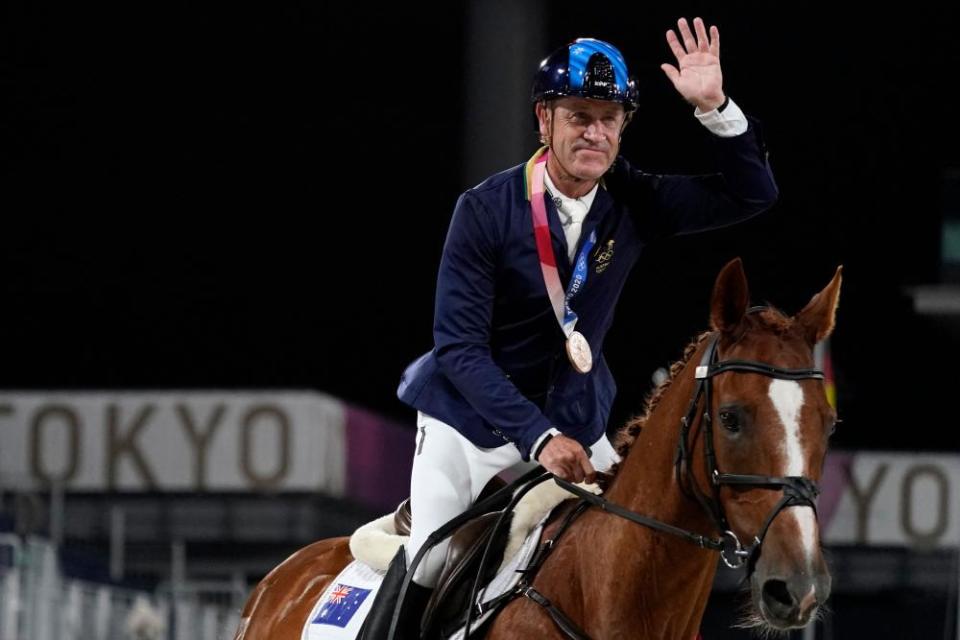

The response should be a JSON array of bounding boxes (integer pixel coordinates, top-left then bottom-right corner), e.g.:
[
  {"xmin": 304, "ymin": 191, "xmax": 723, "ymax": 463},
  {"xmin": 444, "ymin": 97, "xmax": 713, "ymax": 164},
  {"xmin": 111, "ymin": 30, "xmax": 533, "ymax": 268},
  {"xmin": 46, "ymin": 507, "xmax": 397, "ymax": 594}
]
[{"xmin": 0, "ymin": 534, "xmax": 244, "ymax": 640}]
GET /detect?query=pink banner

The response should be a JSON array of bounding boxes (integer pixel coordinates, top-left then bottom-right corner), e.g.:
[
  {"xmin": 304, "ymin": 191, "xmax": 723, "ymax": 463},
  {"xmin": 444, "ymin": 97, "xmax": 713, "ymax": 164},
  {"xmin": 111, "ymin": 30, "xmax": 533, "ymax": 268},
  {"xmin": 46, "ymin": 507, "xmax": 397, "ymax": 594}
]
[{"xmin": 345, "ymin": 406, "xmax": 416, "ymax": 512}]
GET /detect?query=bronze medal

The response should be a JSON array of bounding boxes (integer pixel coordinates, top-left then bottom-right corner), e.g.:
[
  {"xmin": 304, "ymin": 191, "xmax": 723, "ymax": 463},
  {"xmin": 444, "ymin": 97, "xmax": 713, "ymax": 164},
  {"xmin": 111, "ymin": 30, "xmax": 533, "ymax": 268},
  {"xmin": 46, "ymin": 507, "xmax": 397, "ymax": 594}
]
[{"xmin": 566, "ymin": 330, "xmax": 593, "ymax": 373}]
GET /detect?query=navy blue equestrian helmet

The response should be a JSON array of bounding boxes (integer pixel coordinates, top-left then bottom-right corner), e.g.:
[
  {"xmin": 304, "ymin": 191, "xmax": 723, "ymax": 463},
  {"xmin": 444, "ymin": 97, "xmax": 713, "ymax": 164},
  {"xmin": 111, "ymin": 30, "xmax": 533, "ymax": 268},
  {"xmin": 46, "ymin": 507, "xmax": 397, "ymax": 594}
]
[{"xmin": 532, "ymin": 38, "xmax": 638, "ymax": 111}]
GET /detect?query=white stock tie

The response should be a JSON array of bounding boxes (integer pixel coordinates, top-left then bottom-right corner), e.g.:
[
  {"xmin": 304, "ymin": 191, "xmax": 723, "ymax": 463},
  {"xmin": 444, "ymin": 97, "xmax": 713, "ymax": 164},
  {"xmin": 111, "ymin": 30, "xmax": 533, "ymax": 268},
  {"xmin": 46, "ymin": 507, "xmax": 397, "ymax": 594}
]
[{"xmin": 550, "ymin": 193, "xmax": 590, "ymax": 264}]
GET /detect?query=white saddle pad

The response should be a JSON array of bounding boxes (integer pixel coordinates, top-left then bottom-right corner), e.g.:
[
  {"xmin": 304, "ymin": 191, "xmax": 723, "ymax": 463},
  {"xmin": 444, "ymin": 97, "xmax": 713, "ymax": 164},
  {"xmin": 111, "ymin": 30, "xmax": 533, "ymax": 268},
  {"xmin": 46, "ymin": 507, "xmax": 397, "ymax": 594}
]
[
  {"xmin": 305, "ymin": 479, "xmax": 599, "ymax": 640},
  {"xmin": 302, "ymin": 561, "xmax": 385, "ymax": 640},
  {"xmin": 301, "ymin": 518, "xmax": 545, "ymax": 640}
]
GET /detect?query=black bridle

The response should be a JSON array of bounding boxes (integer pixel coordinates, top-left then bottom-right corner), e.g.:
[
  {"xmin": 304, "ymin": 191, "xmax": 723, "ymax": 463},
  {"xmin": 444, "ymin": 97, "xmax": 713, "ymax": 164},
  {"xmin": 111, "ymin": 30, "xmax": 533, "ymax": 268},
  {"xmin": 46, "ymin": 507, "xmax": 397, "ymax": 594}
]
[
  {"xmin": 672, "ymin": 327, "xmax": 823, "ymax": 569},
  {"xmin": 508, "ymin": 320, "xmax": 827, "ymax": 639},
  {"xmin": 549, "ymin": 327, "xmax": 823, "ymax": 573}
]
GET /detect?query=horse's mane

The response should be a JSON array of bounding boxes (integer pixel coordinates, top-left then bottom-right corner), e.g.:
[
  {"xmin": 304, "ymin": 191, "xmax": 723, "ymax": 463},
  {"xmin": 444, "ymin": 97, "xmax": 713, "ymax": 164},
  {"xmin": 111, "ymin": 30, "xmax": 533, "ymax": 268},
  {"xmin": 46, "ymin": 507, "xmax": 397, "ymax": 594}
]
[
  {"xmin": 602, "ymin": 306, "xmax": 793, "ymax": 485},
  {"xmin": 610, "ymin": 330, "xmax": 712, "ymax": 462}
]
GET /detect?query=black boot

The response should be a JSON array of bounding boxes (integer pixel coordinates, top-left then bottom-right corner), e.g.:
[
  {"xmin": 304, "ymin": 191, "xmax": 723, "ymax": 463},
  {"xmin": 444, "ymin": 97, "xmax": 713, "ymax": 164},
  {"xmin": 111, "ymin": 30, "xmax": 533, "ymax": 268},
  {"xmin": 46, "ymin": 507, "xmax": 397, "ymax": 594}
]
[
  {"xmin": 359, "ymin": 546, "xmax": 435, "ymax": 640},
  {"xmin": 394, "ymin": 581, "xmax": 433, "ymax": 639}
]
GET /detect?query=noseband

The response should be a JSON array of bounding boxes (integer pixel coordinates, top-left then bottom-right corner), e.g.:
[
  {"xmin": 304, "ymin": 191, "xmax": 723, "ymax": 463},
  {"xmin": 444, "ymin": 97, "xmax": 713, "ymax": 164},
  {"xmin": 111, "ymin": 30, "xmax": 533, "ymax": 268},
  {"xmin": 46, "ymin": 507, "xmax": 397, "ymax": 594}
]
[
  {"xmin": 676, "ymin": 326, "xmax": 823, "ymax": 569},
  {"xmin": 555, "ymin": 314, "xmax": 823, "ymax": 570},
  {"xmin": 462, "ymin": 312, "xmax": 826, "ymax": 640}
]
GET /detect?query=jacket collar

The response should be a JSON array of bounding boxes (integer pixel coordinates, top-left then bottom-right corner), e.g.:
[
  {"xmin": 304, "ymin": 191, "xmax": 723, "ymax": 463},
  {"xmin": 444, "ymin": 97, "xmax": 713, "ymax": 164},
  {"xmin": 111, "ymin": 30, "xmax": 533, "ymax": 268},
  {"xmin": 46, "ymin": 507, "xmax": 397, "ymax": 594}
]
[{"xmin": 523, "ymin": 147, "xmax": 613, "ymax": 281}]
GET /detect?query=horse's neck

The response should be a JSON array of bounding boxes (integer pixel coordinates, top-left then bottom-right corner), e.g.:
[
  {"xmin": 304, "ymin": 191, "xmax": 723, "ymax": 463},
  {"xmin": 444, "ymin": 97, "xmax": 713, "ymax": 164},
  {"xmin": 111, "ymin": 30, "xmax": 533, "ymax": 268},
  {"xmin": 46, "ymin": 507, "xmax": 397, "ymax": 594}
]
[
  {"xmin": 587, "ymin": 341, "xmax": 718, "ymax": 633},
  {"xmin": 605, "ymin": 342, "xmax": 712, "ymax": 529}
]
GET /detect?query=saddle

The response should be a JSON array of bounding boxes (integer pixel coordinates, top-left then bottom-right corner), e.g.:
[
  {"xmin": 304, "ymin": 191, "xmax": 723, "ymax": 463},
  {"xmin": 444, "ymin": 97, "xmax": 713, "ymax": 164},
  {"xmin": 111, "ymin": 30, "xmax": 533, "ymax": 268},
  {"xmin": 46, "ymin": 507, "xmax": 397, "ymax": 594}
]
[
  {"xmin": 391, "ymin": 476, "xmax": 516, "ymax": 637},
  {"xmin": 391, "ymin": 475, "xmax": 506, "ymax": 537},
  {"xmin": 349, "ymin": 471, "xmax": 594, "ymax": 638},
  {"xmin": 391, "ymin": 475, "xmax": 592, "ymax": 639}
]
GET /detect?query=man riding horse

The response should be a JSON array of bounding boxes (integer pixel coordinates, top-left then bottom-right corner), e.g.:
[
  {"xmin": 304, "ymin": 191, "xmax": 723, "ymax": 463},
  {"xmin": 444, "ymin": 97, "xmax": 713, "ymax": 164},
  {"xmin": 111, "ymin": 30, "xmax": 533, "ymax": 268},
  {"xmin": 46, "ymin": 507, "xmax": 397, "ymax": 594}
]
[{"xmin": 367, "ymin": 18, "xmax": 779, "ymax": 638}]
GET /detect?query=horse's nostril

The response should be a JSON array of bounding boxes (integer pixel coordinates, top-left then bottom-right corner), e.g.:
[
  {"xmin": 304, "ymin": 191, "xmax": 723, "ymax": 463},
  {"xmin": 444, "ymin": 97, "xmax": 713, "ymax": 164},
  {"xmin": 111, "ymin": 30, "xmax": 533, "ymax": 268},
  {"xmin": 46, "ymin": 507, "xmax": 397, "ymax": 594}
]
[{"xmin": 762, "ymin": 579, "xmax": 794, "ymax": 609}]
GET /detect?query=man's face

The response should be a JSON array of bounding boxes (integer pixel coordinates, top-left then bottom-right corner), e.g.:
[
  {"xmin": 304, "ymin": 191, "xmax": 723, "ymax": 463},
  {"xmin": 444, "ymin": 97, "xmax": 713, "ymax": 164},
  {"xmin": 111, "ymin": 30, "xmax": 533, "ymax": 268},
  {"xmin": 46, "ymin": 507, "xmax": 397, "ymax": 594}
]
[{"xmin": 537, "ymin": 97, "xmax": 626, "ymax": 181}]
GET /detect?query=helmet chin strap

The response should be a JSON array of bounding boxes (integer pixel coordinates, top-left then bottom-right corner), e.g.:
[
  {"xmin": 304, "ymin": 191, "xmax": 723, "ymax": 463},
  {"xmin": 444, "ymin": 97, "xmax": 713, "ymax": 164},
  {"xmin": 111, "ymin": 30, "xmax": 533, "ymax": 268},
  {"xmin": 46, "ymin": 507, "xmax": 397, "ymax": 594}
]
[
  {"xmin": 619, "ymin": 112, "xmax": 632, "ymax": 140},
  {"xmin": 537, "ymin": 100, "xmax": 554, "ymax": 147}
]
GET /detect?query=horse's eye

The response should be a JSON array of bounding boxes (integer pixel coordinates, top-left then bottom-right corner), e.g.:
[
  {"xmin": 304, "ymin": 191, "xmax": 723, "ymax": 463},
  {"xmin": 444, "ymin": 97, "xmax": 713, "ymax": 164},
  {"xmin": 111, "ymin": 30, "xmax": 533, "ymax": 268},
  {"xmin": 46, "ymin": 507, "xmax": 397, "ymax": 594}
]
[{"xmin": 719, "ymin": 410, "xmax": 740, "ymax": 432}]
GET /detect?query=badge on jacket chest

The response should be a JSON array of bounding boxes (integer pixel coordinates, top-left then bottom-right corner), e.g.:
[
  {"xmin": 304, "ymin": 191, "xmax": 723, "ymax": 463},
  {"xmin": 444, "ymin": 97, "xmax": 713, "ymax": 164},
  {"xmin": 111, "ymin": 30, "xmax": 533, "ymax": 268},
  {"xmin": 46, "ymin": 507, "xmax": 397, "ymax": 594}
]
[{"xmin": 594, "ymin": 240, "xmax": 615, "ymax": 274}]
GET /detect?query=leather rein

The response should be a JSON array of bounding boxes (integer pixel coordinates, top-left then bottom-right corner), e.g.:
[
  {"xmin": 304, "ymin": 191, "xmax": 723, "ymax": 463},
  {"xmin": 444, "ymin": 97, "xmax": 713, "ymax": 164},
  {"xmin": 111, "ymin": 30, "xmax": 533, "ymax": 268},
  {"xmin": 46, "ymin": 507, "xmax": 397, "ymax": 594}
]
[{"xmin": 486, "ymin": 323, "xmax": 824, "ymax": 639}]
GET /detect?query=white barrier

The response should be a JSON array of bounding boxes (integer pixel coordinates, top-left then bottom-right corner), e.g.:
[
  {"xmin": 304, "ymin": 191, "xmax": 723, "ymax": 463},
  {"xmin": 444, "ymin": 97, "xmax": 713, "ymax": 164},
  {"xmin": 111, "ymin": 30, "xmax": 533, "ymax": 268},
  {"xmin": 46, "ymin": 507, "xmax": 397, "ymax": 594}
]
[{"xmin": 0, "ymin": 535, "xmax": 242, "ymax": 640}]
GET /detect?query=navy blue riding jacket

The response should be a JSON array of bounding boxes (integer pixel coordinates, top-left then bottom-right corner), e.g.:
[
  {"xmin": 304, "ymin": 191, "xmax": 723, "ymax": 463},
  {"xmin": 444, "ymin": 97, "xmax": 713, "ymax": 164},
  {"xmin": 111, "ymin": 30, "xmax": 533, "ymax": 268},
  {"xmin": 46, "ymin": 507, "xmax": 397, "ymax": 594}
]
[{"xmin": 397, "ymin": 115, "xmax": 778, "ymax": 460}]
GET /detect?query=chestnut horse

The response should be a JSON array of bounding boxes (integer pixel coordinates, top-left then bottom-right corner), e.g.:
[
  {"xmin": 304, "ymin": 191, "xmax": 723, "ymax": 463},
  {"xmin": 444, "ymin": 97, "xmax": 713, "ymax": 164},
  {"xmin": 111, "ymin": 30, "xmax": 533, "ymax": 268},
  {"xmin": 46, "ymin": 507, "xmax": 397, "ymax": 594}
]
[{"xmin": 235, "ymin": 257, "xmax": 842, "ymax": 639}]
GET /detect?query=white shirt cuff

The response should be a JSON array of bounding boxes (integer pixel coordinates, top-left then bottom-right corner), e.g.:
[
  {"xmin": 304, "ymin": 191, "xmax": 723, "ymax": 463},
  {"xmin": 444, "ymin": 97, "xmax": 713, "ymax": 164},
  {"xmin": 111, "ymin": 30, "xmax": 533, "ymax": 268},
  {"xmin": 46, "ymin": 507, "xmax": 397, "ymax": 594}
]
[
  {"xmin": 532, "ymin": 427, "xmax": 562, "ymax": 460},
  {"xmin": 694, "ymin": 97, "xmax": 748, "ymax": 137}
]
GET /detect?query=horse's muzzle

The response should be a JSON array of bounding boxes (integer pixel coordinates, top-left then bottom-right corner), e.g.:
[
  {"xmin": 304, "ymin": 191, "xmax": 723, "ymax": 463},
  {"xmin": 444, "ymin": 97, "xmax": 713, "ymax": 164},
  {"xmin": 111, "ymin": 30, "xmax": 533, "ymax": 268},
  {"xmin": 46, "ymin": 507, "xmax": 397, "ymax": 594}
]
[{"xmin": 757, "ymin": 572, "xmax": 831, "ymax": 629}]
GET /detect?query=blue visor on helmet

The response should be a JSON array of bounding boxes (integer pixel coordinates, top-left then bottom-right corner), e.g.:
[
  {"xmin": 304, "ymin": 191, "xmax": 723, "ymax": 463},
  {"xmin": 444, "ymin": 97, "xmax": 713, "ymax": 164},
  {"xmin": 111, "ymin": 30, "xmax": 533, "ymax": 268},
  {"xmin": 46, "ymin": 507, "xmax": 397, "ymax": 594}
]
[{"xmin": 532, "ymin": 38, "xmax": 638, "ymax": 110}]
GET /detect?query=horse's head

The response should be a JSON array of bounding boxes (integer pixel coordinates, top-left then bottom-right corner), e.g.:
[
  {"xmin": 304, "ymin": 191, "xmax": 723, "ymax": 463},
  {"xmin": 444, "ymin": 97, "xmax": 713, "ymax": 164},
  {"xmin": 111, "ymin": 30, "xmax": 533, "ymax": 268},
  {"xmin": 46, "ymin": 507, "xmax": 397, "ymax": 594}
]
[{"xmin": 703, "ymin": 258, "xmax": 841, "ymax": 631}]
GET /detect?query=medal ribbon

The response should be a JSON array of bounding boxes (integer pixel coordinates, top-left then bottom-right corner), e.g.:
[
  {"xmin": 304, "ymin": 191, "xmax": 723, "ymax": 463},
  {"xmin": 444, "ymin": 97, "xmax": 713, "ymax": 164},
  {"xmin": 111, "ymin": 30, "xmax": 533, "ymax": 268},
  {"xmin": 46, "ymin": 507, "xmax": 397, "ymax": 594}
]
[{"xmin": 528, "ymin": 149, "xmax": 596, "ymax": 338}]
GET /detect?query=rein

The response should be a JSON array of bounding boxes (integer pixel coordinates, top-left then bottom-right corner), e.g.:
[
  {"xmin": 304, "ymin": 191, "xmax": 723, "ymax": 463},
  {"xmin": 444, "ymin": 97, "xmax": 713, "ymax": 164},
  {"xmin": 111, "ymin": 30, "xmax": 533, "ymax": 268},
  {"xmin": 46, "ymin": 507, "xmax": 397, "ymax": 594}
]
[{"xmin": 487, "ymin": 322, "xmax": 824, "ymax": 640}]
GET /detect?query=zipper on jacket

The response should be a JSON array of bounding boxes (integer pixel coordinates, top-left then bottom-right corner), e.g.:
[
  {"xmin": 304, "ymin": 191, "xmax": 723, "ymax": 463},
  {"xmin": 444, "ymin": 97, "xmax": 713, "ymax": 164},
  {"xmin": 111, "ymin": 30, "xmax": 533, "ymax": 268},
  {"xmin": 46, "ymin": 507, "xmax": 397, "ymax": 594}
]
[{"xmin": 417, "ymin": 425, "xmax": 426, "ymax": 455}]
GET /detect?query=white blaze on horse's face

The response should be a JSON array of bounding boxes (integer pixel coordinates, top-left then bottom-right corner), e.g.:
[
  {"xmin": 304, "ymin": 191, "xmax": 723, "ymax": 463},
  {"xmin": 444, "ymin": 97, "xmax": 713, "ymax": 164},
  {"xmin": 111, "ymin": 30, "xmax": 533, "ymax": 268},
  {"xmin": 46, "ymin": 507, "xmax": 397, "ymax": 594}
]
[{"xmin": 767, "ymin": 378, "xmax": 818, "ymax": 572}]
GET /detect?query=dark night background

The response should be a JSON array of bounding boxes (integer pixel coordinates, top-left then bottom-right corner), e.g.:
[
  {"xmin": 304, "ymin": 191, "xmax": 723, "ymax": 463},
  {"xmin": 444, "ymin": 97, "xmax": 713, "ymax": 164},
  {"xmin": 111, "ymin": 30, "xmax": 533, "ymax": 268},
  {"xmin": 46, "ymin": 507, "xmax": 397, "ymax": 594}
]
[
  {"xmin": 2, "ymin": 2, "xmax": 957, "ymax": 452},
  {"xmin": 2, "ymin": 2, "xmax": 959, "ymax": 637}
]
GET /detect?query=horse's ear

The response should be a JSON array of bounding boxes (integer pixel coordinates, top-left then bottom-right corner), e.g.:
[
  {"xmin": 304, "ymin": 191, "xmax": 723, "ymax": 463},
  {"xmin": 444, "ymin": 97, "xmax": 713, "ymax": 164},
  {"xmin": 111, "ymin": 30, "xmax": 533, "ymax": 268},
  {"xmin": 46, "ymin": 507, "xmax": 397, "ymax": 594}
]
[
  {"xmin": 710, "ymin": 258, "xmax": 750, "ymax": 334},
  {"xmin": 794, "ymin": 266, "xmax": 843, "ymax": 344}
]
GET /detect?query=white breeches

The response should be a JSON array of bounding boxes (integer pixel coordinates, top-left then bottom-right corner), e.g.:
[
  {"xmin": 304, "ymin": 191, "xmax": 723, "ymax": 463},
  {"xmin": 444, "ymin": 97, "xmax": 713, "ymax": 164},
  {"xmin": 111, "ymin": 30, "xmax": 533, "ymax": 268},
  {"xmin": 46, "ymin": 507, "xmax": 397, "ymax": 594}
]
[{"xmin": 406, "ymin": 411, "xmax": 621, "ymax": 587}]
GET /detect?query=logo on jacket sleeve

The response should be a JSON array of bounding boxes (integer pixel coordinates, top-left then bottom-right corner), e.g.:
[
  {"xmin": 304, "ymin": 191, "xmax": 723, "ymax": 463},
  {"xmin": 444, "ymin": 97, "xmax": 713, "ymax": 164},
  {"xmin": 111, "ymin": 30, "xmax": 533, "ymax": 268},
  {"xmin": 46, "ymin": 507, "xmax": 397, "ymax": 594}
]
[{"xmin": 594, "ymin": 240, "xmax": 615, "ymax": 274}]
